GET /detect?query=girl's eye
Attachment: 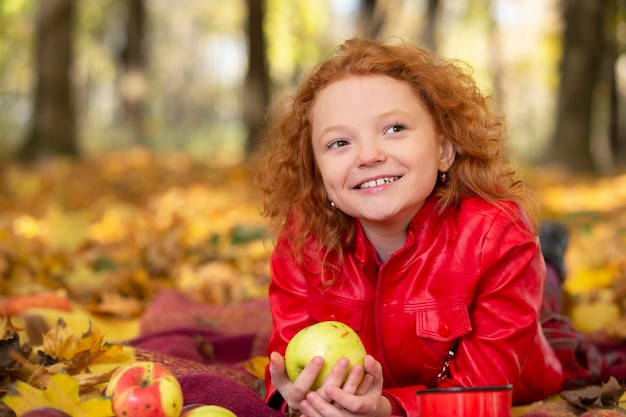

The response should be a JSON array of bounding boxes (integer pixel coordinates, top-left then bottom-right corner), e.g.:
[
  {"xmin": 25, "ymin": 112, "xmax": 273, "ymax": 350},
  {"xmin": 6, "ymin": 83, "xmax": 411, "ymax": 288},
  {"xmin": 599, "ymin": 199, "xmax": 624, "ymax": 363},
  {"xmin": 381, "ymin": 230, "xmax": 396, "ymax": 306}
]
[
  {"xmin": 327, "ymin": 139, "xmax": 350, "ymax": 149},
  {"xmin": 385, "ymin": 124, "xmax": 407, "ymax": 134}
]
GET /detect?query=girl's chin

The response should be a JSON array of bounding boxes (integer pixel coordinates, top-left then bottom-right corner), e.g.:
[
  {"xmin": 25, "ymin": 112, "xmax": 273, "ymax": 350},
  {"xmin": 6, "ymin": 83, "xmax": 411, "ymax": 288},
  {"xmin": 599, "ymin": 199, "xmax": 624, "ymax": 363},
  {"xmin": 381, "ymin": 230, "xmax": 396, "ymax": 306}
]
[
  {"xmin": 357, "ymin": 205, "xmax": 422, "ymax": 225},
  {"xmin": 359, "ymin": 211, "xmax": 406, "ymax": 224}
]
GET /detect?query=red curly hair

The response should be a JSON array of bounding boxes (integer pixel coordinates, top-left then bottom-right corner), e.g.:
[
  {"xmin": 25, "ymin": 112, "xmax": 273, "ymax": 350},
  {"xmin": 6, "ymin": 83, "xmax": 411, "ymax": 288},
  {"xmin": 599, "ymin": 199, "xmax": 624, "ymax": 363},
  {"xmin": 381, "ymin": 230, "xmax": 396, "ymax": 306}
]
[{"xmin": 254, "ymin": 37, "xmax": 537, "ymax": 268}]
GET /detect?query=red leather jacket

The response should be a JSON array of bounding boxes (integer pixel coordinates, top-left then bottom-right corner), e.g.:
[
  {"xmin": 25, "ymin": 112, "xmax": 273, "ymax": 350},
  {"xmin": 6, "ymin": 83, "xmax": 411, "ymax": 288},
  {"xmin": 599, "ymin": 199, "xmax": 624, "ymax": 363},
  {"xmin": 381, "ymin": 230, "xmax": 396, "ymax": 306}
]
[{"xmin": 265, "ymin": 196, "xmax": 564, "ymax": 415}]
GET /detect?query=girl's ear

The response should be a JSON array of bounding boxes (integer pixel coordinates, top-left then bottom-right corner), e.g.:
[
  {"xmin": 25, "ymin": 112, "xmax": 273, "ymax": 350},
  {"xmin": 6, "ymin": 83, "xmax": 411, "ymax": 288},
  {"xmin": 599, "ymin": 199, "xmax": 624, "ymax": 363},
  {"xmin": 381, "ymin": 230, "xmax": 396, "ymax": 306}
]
[{"xmin": 438, "ymin": 137, "xmax": 456, "ymax": 171}]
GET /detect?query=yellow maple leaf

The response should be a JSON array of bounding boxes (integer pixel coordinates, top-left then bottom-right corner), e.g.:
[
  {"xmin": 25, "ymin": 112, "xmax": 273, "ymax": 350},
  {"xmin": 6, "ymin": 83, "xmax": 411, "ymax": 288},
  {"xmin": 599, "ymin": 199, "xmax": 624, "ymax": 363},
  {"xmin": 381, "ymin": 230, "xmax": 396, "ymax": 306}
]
[
  {"xmin": 242, "ymin": 355, "xmax": 269, "ymax": 380},
  {"xmin": 35, "ymin": 318, "xmax": 110, "ymax": 377},
  {"xmin": 89, "ymin": 344, "xmax": 137, "ymax": 376},
  {"xmin": 564, "ymin": 265, "xmax": 619, "ymax": 295},
  {"xmin": 42, "ymin": 318, "xmax": 105, "ymax": 362},
  {"xmin": 2, "ymin": 373, "xmax": 114, "ymax": 416}
]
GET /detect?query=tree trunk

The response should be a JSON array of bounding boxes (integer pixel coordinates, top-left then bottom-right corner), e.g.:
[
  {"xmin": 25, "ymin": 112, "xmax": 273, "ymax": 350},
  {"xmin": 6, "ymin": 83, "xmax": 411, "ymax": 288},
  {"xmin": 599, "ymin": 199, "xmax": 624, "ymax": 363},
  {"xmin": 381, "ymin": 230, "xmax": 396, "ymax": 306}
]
[
  {"xmin": 486, "ymin": 0, "xmax": 503, "ymax": 108},
  {"xmin": 18, "ymin": 0, "xmax": 77, "ymax": 161},
  {"xmin": 423, "ymin": 0, "xmax": 440, "ymax": 51},
  {"xmin": 359, "ymin": 0, "xmax": 386, "ymax": 40},
  {"xmin": 121, "ymin": 0, "xmax": 147, "ymax": 146},
  {"xmin": 243, "ymin": 0, "xmax": 270, "ymax": 156},
  {"xmin": 548, "ymin": 0, "xmax": 605, "ymax": 173},
  {"xmin": 604, "ymin": 0, "xmax": 624, "ymax": 168}
]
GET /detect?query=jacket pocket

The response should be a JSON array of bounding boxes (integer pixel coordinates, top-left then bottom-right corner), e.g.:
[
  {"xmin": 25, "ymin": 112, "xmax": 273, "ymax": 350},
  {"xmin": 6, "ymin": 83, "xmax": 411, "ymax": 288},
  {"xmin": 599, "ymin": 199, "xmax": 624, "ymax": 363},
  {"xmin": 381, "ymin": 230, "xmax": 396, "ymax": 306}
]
[
  {"xmin": 415, "ymin": 303, "xmax": 472, "ymax": 342},
  {"xmin": 307, "ymin": 297, "xmax": 365, "ymax": 332}
]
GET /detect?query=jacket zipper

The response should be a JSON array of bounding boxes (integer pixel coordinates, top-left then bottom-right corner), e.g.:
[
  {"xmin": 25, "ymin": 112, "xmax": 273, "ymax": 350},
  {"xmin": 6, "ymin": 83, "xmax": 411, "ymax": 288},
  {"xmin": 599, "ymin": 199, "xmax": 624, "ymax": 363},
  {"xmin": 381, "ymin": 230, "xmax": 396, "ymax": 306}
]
[{"xmin": 373, "ymin": 258, "xmax": 400, "ymax": 386}]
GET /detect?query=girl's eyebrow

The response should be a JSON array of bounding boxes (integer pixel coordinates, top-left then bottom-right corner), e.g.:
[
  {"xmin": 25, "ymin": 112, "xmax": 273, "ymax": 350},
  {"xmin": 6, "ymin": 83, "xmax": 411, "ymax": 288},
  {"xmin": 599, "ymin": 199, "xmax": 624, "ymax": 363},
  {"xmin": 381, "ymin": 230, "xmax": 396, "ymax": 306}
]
[
  {"xmin": 315, "ymin": 109, "xmax": 413, "ymax": 138},
  {"xmin": 379, "ymin": 109, "xmax": 412, "ymax": 118},
  {"xmin": 317, "ymin": 124, "xmax": 348, "ymax": 138}
]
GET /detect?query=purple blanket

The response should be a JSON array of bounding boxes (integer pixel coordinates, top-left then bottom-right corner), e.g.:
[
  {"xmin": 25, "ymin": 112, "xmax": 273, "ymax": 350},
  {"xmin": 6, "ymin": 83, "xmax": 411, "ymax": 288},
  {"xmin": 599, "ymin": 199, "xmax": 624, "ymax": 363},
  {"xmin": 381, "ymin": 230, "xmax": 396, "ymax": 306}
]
[{"xmin": 129, "ymin": 290, "xmax": 282, "ymax": 417}]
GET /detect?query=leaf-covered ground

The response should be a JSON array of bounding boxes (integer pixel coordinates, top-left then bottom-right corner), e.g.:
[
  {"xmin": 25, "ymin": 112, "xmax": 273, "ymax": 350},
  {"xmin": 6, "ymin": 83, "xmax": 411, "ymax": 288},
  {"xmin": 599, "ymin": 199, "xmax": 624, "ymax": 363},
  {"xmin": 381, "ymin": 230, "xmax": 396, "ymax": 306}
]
[
  {"xmin": 1, "ymin": 149, "xmax": 625, "ymax": 336},
  {"xmin": 0, "ymin": 149, "xmax": 270, "ymax": 316},
  {"xmin": 522, "ymin": 166, "xmax": 626, "ymax": 336}
]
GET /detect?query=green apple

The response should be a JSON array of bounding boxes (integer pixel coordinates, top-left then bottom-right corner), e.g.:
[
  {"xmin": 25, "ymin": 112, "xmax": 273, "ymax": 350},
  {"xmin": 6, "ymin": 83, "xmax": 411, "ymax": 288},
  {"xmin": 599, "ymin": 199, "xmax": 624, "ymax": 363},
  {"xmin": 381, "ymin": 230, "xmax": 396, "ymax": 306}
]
[
  {"xmin": 180, "ymin": 404, "xmax": 237, "ymax": 416},
  {"xmin": 284, "ymin": 320, "xmax": 367, "ymax": 390}
]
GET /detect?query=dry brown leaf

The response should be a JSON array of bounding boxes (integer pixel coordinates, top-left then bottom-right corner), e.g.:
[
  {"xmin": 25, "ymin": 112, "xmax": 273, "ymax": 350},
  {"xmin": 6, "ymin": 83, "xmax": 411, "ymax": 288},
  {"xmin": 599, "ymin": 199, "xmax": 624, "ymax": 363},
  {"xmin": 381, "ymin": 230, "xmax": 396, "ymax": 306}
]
[
  {"xmin": 0, "ymin": 318, "xmax": 23, "ymax": 338},
  {"xmin": 86, "ymin": 292, "xmax": 144, "ymax": 318},
  {"xmin": 41, "ymin": 318, "xmax": 106, "ymax": 370},
  {"xmin": 598, "ymin": 377, "xmax": 625, "ymax": 407},
  {"xmin": 560, "ymin": 377, "xmax": 626, "ymax": 411},
  {"xmin": 561, "ymin": 385, "xmax": 603, "ymax": 409}
]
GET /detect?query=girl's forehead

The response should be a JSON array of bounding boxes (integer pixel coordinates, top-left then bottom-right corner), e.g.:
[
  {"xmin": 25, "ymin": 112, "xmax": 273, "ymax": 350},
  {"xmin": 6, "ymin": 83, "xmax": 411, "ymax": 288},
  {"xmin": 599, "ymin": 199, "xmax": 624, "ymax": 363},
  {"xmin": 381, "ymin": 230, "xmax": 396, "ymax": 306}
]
[
  {"xmin": 310, "ymin": 75, "xmax": 424, "ymax": 112},
  {"xmin": 314, "ymin": 75, "xmax": 409, "ymax": 100}
]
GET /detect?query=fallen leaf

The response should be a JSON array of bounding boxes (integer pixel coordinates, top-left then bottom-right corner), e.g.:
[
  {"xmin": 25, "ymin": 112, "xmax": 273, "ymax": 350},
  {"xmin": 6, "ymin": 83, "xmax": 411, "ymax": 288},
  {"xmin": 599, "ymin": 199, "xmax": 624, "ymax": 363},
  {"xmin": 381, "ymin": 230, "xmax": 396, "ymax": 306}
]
[
  {"xmin": 0, "ymin": 318, "xmax": 23, "ymax": 338},
  {"xmin": 570, "ymin": 292, "xmax": 621, "ymax": 333},
  {"xmin": 559, "ymin": 377, "xmax": 626, "ymax": 411},
  {"xmin": 42, "ymin": 318, "xmax": 105, "ymax": 363},
  {"xmin": 561, "ymin": 385, "xmax": 602, "ymax": 409},
  {"xmin": 1, "ymin": 373, "xmax": 113, "ymax": 417},
  {"xmin": 565, "ymin": 266, "xmax": 620, "ymax": 295},
  {"xmin": 242, "ymin": 355, "xmax": 269, "ymax": 380},
  {"xmin": 86, "ymin": 292, "xmax": 144, "ymax": 318},
  {"xmin": 42, "ymin": 206, "xmax": 92, "ymax": 253},
  {"xmin": 599, "ymin": 377, "xmax": 625, "ymax": 407}
]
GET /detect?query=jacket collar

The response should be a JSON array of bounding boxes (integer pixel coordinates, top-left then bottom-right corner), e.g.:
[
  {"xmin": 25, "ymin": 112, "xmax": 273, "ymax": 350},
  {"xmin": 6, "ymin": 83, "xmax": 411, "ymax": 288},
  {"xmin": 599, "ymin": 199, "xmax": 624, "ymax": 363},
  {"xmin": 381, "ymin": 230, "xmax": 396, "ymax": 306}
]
[{"xmin": 352, "ymin": 194, "xmax": 445, "ymax": 266}]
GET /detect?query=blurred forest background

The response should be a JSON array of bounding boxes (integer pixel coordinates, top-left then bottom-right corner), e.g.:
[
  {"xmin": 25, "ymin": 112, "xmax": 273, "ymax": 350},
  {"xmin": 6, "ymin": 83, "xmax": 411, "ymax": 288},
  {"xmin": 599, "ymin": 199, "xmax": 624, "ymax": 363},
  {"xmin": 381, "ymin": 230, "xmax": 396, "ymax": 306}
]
[
  {"xmin": 0, "ymin": 0, "xmax": 626, "ymax": 337},
  {"xmin": 0, "ymin": 0, "xmax": 624, "ymax": 170}
]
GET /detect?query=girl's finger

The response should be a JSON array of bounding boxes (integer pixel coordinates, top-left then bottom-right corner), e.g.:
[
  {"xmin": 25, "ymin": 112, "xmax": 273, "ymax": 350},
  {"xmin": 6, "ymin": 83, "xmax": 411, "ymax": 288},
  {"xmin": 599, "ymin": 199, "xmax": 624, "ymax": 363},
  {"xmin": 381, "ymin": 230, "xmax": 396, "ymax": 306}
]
[
  {"xmin": 317, "ymin": 357, "xmax": 350, "ymax": 399},
  {"xmin": 341, "ymin": 363, "xmax": 365, "ymax": 394},
  {"xmin": 291, "ymin": 356, "xmax": 325, "ymax": 397},
  {"xmin": 355, "ymin": 373, "xmax": 375, "ymax": 396},
  {"xmin": 269, "ymin": 351, "xmax": 291, "ymax": 389}
]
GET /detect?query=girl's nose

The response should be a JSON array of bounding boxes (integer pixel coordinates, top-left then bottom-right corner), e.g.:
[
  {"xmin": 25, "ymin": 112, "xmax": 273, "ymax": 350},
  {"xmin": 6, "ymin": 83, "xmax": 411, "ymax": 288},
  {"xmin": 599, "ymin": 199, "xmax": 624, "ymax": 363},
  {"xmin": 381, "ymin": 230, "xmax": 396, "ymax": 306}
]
[{"xmin": 356, "ymin": 141, "xmax": 386, "ymax": 167}]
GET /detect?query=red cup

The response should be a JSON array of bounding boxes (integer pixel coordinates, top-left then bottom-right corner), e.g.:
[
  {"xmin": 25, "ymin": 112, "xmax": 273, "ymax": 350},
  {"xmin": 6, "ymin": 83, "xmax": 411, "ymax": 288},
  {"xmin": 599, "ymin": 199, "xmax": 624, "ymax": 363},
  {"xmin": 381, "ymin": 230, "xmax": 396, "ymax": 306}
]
[{"xmin": 415, "ymin": 385, "xmax": 513, "ymax": 416}]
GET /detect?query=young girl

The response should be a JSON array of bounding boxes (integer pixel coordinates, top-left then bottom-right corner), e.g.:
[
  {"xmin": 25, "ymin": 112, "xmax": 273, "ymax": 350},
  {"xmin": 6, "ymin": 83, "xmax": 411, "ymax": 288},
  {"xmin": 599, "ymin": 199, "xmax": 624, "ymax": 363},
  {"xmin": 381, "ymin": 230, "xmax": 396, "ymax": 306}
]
[{"xmin": 255, "ymin": 37, "xmax": 564, "ymax": 416}]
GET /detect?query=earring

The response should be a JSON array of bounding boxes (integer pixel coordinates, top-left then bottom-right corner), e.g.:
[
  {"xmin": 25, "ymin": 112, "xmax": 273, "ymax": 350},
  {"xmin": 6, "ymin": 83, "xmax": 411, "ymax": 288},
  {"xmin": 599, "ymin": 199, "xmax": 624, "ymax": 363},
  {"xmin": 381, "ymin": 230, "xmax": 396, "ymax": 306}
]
[
  {"xmin": 439, "ymin": 171, "xmax": 448, "ymax": 185},
  {"xmin": 330, "ymin": 201, "xmax": 337, "ymax": 211}
]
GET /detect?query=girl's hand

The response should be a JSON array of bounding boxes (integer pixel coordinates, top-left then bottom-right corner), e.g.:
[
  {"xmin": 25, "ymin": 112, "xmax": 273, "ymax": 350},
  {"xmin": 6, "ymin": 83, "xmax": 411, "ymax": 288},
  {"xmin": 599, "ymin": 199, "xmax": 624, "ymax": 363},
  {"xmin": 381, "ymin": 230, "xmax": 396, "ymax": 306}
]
[
  {"xmin": 269, "ymin": 350, "xmax": 327, "ymax": 410},
  {"xmin": 269, "ymin": 351, "xmax": 362, "ymax": 412},
  {"xmin": 298, "ymin": 355, "xmax": 392, "ymax": 417},
  {"xmin": 270, "ymin": 352, "xmax": 391, "ymax": 417}
]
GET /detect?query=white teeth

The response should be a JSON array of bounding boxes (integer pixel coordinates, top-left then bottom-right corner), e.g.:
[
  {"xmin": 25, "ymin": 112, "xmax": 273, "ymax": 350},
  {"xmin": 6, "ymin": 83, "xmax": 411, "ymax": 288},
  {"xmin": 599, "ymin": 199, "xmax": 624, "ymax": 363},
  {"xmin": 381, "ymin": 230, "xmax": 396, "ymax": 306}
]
[{"xmin": 357, "ymin": 176, "xmax": 399, "ymax": 189}]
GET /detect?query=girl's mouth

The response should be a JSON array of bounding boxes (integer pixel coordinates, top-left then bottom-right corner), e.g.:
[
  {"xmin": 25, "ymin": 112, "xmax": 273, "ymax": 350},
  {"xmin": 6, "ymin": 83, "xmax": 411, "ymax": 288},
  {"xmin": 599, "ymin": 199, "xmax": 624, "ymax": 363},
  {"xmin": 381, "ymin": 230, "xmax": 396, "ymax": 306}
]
[{"xmin": 356, "ymin": 176, "xmax": 400, "ymax": 189}]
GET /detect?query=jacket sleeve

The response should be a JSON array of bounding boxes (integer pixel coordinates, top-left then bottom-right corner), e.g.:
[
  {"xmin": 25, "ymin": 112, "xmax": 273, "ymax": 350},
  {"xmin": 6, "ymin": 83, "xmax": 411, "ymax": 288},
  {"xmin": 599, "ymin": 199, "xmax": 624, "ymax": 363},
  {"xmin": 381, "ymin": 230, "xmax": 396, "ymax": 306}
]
[
  {"xmin": 436, "ymin": 208, "xmax": 563, "ymax": 404},
  {"xmin": 263, "ymin": 234, "xmax": 318, "ymax": 408}
]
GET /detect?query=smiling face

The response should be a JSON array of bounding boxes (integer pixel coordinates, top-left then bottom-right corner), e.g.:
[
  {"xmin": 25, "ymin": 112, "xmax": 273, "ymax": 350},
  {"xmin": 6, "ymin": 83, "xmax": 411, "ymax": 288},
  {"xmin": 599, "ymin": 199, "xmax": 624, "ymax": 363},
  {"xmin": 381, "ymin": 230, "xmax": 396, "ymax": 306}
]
[{"xmin": 311, "ymin": 75, "xmax": 455, "ymax": 233}]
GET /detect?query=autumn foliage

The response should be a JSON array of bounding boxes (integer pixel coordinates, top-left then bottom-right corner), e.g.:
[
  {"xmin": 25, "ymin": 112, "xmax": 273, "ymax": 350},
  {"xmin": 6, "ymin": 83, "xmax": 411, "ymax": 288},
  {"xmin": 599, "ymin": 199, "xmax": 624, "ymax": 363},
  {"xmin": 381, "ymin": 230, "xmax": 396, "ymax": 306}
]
[
  {"xmin": 0, "ymin": 149, "xmax": 625, "ymax": 415},
  {"xmin": 0, "ymin": 149, "xmax": 271, "ymax": 317}
]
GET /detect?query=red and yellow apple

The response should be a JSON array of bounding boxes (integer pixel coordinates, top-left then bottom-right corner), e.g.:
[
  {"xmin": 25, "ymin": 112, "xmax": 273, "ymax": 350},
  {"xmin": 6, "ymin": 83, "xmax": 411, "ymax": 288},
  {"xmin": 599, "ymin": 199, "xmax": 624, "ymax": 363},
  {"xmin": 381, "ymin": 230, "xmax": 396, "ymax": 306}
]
[
  {"xmin": 285, "ymin": 320, "xmax": 367, "ymax": 390},
  {"xmin": 105, "ymin": 361, "xmax": 183, "ymax": 417},
  {"xmin": 181, "ymin": 404, "xmax": 237, "ymax": 417}
]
